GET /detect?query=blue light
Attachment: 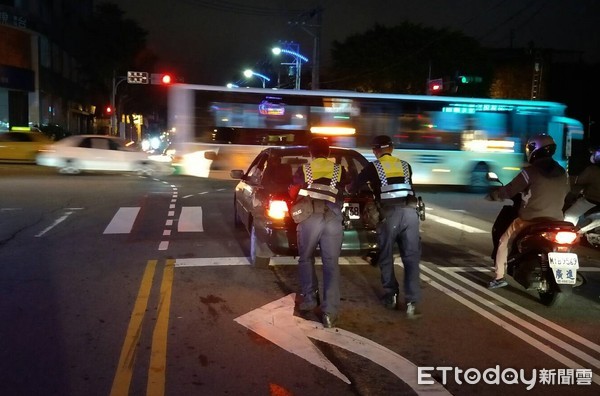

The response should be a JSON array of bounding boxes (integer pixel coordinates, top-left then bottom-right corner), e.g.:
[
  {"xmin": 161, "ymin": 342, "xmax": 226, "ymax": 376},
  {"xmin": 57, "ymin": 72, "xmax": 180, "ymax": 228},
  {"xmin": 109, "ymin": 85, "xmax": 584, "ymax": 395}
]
[{"xmin": 273, "ymin": 47, "xmax": 308, "ymax": 62}]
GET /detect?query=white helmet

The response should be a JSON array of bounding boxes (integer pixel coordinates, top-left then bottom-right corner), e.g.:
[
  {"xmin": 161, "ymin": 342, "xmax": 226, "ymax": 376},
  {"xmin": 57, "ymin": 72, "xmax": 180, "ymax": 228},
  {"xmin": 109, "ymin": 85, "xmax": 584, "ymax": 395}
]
[{"xmin": 525, "ymin": 134, "xmax": 556, "ymax": 163}]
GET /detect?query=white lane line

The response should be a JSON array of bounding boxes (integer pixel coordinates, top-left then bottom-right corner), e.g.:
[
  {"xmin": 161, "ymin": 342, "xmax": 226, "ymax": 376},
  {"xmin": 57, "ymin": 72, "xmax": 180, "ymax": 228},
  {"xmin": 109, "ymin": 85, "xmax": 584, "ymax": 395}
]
[
  {"xmin": 35, "ymin": 211, "xmax": 74, "ymax": 237},
  {"xmin": 426, "ymin": 213, "xmax": 488, "ymax": 233},
  {"xmin": 158, "ymin": 241, "xmax": 169, "ymax": 250},
  {"xmin": 174, "ymin": 256, "xmax": 372, "ymax": 267},
  {"xmin": 420, "ymin": 264, "xmax": 600, "ymax": 384},
  {"xmin": 178, "ymin": 207, "xmax": 204, "ymax": 232},
  {"xmin": 104, "ymin": 207, "xmax": 141, "ymax": 234},
  {"xmin": 442, "ymin": 266, "xmax": 600, "ymax": 355},
  {"xmin": 176, "ymin": 257, "xmax": 250, "ymax": 267}
]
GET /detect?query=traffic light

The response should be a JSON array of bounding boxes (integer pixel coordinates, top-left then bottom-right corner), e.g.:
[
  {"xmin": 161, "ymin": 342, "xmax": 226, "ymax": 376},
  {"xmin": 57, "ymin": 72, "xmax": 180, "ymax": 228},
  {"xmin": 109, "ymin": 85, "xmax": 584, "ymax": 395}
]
[
  {"xmin": 151, "ymin": 73, "xmax": 173, "ymax": 85},
  {"xmin": 105, "ymin": 106, "xmax": 113, "ymax": 115},
  {"xmin": 428, "ymin": 78, "xmax": 443, "ymax": 95},
  {"xmin": 458, "ymin": 75, "xmax": 482, "ymax": 84}
]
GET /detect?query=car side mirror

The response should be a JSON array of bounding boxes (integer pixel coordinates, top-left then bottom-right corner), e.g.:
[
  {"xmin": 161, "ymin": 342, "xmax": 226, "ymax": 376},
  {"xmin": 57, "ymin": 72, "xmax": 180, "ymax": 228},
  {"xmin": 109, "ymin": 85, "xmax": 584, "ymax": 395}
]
[
  {"xmin": 230, "ymin": 169, "xmax": 244, "ymax": 179},
  {"xmin": 486, "ymin": 172, "xmax": 499, "ymax": 182},
  {"xmin": 204, "ymin": 151, "xmax": 217, "ymax": 160}
]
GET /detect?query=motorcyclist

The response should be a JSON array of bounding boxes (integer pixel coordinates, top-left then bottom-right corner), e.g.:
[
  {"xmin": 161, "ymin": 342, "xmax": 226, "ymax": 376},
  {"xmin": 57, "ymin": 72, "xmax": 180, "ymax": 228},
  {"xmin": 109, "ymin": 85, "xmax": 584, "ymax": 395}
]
[
  {"xmin": 563, "ymin": 147, "xmax": 600, "ymax": 227},
  {"xmin": 487, "ymin": 134, "xmax": 570, "ymax": 289}
]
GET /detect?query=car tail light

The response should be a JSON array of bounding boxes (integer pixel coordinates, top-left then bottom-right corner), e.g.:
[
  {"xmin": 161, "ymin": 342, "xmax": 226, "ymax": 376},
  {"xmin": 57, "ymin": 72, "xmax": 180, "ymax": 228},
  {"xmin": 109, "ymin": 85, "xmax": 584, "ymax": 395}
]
[
  {"xmin": 542, "ymin": 231, "xmax": 578, "ymax": 245},
  {"xmin": 267, "ymin": 199, "xmax": 289, "ymax": 220}
]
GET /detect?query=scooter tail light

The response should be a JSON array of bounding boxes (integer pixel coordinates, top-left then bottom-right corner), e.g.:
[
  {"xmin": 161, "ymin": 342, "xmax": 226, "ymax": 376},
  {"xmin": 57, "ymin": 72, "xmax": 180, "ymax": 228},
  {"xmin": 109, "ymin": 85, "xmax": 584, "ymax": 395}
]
[
  {"xmin": 267, "ymin": 199, "xmax": 289, "ymax": 220},
  {"xmin": 552, "ymin": 231, "xmax": 578, "ymax": 245}
]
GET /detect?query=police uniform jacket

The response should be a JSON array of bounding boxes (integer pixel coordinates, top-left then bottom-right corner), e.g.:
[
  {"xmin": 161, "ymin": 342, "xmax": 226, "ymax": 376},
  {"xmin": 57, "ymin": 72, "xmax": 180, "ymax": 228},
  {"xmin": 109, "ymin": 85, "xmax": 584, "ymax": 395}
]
[
  {"xmin": 349, "ymin": 153, "xmax": 415, "ymax": 207},
  {"xmin": 292, "ymin": 157, "xmax": 348, "ymax": 207}
]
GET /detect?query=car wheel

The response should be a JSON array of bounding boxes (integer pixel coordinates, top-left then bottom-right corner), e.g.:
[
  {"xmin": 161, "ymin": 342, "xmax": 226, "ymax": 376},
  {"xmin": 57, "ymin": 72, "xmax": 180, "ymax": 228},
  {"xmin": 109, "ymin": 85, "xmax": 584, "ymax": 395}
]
[
  {"xmin": 135, "ymin": 162, "xmax": 155, "ymax": 176},
  {"xmin": 59, "ymin": 159, "xmax": 80, "ymax": 175},
  {"xmin": 250, "ymin": 223, "xmax": 271, "ymax": 268}
]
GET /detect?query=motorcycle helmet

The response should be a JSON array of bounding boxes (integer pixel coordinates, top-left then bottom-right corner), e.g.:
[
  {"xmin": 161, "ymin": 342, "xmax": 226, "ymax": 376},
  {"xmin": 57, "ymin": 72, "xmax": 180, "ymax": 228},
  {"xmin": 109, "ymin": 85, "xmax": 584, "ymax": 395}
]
[
  {"xmin": 590, "ymin": 147, "xmax": 600, "ymax": 164},
  {"xmin": 525, "ymin": 134, "xmax": 556, "ymax": 163}
]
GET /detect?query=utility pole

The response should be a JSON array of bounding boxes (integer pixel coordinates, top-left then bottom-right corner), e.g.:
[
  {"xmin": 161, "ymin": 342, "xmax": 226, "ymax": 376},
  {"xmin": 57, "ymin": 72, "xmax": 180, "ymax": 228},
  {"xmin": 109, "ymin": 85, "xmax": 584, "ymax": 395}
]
[
  {"xmin": 289, "ymin": 6, "xmax": 323, "ymax": 90},
  {"xmin": 531, "ymin": 50, "xmax": 543, "ymax": 100},
  {"xmin": 111, "ymin": 72, "xmax": 127, "ymax": 138}
]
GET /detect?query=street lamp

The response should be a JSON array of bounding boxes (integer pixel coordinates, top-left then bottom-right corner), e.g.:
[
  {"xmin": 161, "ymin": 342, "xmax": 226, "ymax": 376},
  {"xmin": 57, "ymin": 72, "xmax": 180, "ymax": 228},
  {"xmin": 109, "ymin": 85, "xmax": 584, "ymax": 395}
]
[
  {"xmin": 243, "ymin": 69, "xmax": 270, "ymax": 88},
  {"xmin": 111, "ymin": 73, "xmax": 127, "ymax": 138},
  {"xmin": 272, "ymin": 43, "xmax": 308, "ymax": 90}
]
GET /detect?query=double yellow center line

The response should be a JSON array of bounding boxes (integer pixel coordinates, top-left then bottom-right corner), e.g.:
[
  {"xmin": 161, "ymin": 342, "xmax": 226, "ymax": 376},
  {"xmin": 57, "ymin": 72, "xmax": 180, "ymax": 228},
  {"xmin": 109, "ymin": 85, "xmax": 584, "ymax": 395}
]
[{"xmin": 110, "ymin": 259, "xmax": 175, "ymax": 396}]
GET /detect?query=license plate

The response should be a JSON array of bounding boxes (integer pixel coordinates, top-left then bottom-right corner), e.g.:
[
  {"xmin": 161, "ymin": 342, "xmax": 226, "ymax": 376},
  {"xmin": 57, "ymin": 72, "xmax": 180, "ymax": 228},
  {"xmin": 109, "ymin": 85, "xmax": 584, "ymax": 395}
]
[
  {"xmin": 548, "ymin": 252, "xmax": 579, "ymax": 285},
  {"xmin": 548, "ymin": 252, "xmax": 579, "ymax": 268},
  {"xmin": 343, "ymin": 202, "xmax": 360, "ymax": 219}
]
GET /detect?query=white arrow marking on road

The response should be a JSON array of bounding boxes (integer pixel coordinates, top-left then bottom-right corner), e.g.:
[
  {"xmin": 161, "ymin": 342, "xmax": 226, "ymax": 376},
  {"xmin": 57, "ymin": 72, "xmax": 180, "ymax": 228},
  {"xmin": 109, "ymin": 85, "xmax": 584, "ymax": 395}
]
[
  {"xmin": 234, "ymin": 294, "xmax": 451, "ymax": 395},
  {"xmin": 236, "ymin": 293, "xmax": 349, "ymax": 383}
]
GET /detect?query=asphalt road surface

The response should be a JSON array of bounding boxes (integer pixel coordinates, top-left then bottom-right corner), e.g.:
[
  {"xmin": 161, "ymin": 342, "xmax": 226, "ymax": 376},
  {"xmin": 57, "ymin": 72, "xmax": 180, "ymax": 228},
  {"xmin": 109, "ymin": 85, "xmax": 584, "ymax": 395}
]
[{"xmin": 0, "ymin": 164, "xmax": 598, "ymax": 396}]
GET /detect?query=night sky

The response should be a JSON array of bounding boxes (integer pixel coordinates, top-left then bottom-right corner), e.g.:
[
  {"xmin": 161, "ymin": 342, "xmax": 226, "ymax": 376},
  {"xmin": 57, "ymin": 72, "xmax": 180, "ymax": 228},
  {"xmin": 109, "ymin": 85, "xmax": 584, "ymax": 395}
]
[{"xmin": 112, "ymin": 0, "xmax": 600, "ymax": 86}]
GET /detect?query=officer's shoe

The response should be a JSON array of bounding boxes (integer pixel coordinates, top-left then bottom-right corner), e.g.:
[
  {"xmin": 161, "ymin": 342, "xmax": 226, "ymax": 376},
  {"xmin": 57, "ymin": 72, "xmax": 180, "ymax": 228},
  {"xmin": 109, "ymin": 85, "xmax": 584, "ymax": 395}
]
[
  {"xmin": 322, "ymin": 313, "xmax": 337, "ymax": 328},
  {"xmin": 406, "ymin": 302, "xmax": 422, "ymax": 319},
  {"xmin": 382, "ymin": 292, "xmax": 398, "ymax": 310},
  {"xmin": 299, "ymin": 290, "xmax": 320, "ymax": 312}
]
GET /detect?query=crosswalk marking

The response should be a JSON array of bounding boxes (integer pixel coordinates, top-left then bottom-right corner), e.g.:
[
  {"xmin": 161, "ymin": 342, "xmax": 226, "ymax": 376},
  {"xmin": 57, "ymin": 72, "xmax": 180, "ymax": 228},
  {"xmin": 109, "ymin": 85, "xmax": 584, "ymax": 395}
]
[
  {"xmin": 103, "ymin": 206, "xmax": 205, "ymax": 235},
  {"xmin": 177, "ymin": 206, "xmax": 204, "ymax": 232},
  {"xmin": 104, "ymin": 207, "xmax": 141, "ymax": 234}
]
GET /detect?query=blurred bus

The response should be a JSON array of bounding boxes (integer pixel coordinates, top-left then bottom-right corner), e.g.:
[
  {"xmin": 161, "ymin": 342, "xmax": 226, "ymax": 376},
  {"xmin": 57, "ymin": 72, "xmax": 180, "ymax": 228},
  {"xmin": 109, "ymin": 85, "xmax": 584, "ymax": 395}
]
[{"xmin": 168, "ymin": 84, "xmax": 583, "ymax": 190}]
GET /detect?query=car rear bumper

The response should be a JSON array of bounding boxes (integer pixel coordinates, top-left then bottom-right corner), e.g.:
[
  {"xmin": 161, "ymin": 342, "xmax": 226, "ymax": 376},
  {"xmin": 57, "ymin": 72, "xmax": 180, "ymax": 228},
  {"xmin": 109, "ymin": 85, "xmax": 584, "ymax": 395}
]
[{"xmin": 259, "ymin": 223, "xmax": 378, "ymax": 257}]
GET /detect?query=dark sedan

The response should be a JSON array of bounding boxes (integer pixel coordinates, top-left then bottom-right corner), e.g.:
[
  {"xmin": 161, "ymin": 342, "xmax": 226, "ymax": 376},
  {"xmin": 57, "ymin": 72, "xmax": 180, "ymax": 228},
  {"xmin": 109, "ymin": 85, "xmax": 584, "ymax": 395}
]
[{"xmin": 230, "ymin": 146, "xmax": 378, "ymax": 267}]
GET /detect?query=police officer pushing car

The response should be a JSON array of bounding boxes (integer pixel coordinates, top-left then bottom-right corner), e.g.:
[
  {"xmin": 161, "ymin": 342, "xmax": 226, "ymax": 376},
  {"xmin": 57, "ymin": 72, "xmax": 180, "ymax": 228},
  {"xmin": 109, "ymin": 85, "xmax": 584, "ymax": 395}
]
[
  {"xmin": 346, "ymin": 135, "xmax": 423, "ymax": 317},
  {"xmin": 289, "ymin": 137, "xmax": 349, "ymax": 328}
]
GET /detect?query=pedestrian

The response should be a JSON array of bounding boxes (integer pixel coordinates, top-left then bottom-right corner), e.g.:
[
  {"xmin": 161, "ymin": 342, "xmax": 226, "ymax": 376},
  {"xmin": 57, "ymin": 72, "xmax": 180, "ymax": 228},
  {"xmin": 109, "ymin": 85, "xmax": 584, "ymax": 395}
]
[
  {"xmin": 486, "ymin": 134, "xmax": 569, "ymax": 289},
  {"xmin": 289, "ymin": 137, "xmax": 349, "ymax": 328},
  {"xmin": 346, "ymin": 135, "xmax": 422, "ymax": 317}
]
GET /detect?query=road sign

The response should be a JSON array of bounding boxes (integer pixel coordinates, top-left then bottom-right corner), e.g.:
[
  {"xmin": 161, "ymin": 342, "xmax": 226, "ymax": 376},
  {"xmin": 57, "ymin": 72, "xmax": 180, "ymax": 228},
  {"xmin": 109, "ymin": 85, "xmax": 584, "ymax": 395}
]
[{"xmin": 127, "ymin": 71, "xmax": 149, "ymax": 84}]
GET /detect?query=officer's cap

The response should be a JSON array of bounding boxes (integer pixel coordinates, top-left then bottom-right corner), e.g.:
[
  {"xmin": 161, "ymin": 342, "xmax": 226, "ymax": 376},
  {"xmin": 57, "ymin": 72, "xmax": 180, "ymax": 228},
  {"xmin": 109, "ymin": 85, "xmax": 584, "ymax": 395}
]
[{"xmin": 371, "ymin": 135, "xmax": 393, "ymax": 149}]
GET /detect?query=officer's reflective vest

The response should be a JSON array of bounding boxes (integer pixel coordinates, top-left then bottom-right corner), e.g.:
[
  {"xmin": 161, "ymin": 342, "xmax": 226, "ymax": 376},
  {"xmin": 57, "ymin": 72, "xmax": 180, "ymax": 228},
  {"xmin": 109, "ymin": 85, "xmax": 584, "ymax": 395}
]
[
  {"xmin": 298, "ymin": 158, "xmax": 341, "ymax": 203},
  {"xmin": 373, "ymin": 156, "xmax": 413, "ymax": 200}
]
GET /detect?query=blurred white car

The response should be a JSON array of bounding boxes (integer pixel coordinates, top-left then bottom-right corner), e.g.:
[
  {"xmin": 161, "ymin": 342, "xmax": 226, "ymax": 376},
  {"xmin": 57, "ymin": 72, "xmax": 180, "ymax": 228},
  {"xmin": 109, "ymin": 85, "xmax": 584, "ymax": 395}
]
[{"xmin": 36, "ymin": 135, "xmax": 173, "ymax": 175}]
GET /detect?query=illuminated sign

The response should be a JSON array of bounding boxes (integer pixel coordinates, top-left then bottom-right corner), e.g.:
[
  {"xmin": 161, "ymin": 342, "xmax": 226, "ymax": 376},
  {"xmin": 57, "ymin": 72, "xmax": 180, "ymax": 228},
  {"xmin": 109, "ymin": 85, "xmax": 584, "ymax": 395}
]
[
  {"xmin": 259, "ymin": 97, "xmax": 285, "ymax": 116},
  {"xmin": 443, "ymin": 103, "xmax": 549, "ymax": 114},
  {"xmin": 322, "ymin": 98, "xmax": 360, "ymax": 116}
]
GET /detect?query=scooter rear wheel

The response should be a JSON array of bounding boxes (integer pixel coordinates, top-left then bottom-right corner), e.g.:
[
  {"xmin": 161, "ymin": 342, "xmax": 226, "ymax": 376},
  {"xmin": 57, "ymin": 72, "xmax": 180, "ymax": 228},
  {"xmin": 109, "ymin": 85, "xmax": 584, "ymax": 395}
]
[{"xmin": 539, "ymin": 282, "xmax": 572, "ymax": 307}]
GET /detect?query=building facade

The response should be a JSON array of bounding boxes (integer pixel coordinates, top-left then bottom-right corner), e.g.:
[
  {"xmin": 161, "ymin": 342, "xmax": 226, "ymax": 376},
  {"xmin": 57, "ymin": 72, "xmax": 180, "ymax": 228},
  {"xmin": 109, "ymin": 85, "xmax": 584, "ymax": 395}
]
[{"xmin": 0, "ymin": 0, "xmax": 95, "ymax": 134}]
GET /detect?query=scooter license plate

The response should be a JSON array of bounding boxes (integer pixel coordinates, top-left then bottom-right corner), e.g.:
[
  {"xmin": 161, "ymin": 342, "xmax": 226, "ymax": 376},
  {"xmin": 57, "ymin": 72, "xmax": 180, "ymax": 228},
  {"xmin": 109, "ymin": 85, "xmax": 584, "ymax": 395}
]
[{"xmin": 548, "ymin": 252, "xmax": 579, "ymax": 285}]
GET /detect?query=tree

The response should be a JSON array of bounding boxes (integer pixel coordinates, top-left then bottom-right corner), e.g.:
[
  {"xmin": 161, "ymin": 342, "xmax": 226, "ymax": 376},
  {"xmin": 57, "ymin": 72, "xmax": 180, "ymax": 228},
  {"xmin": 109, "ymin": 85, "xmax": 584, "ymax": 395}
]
[
  {"xmin": 71, "ymin": 2, "xmax": 155, "ymax": 104},
  {"xmin": 327, "ymin": 22, "xmax": 491, "ymax": 96}
]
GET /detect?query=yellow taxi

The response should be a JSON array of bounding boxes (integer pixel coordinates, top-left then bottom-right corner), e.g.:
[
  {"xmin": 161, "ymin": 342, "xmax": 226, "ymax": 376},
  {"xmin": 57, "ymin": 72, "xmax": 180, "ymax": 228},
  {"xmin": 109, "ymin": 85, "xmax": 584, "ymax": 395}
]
[{"xmin": 0, "ymin": 127, "xmax": 53, "ymax": 163}]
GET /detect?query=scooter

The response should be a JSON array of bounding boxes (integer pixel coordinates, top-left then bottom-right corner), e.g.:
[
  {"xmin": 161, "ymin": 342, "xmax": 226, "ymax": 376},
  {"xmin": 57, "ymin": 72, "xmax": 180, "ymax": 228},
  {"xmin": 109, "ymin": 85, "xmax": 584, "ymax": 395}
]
[
  {"xmin": 487, "ymin": 172, "xmax": 581, "ymax": 306},
  {"xmin": 572, "ymin": 203, "xmax": 600, "ymax": 248}
]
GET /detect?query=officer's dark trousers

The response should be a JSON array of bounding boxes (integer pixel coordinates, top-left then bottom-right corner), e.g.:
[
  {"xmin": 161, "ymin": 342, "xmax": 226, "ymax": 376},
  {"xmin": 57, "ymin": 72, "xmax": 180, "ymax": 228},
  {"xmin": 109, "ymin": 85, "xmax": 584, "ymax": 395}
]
[
  {"xmin": 297, "ymin": 206, "xmax": 343, "ymax": 316},
  {"xmin": 377, "ymin": 205, "xmax": 422, "ymax": 303}
]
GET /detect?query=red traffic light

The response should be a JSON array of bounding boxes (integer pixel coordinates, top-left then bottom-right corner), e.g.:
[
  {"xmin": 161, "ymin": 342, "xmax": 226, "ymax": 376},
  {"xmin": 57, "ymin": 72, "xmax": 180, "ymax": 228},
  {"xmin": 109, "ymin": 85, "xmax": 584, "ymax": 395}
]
[
  {"xmin": 105, "ymin": 106, "xmax": 113, "ymax": 114},
  {"xmin": 151, "ymin": 73, "xmax": 174, "ymax": 84},
  {"xmin": 428, "ymin": 78, "xmax": 443, "ymax": 95}
]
